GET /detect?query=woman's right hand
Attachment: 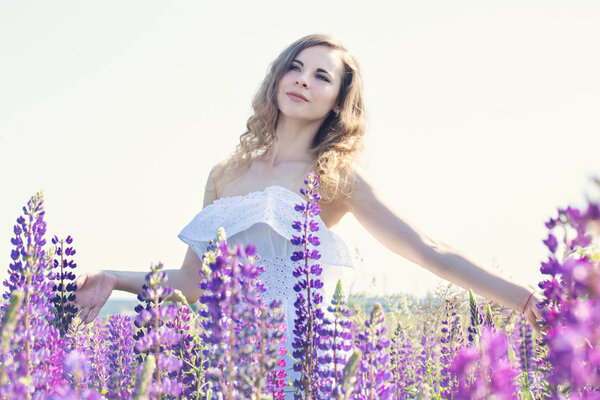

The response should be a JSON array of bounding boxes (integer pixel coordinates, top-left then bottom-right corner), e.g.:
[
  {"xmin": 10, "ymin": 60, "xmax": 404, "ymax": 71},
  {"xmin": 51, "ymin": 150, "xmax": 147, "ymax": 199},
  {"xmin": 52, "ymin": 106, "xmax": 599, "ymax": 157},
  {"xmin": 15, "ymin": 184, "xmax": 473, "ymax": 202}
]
[{"xmin": 72, "ymin": 270, "xmax": 117, "ymax": 324}]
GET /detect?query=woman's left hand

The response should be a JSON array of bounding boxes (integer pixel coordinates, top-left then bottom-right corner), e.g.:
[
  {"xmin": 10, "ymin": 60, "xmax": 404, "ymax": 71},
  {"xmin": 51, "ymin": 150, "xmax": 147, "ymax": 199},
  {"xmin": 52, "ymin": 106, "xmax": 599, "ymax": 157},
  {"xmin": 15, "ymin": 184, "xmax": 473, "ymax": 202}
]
[{"xmin": 523, "ymin": 292, "xmax": 548, "ymax": 336}]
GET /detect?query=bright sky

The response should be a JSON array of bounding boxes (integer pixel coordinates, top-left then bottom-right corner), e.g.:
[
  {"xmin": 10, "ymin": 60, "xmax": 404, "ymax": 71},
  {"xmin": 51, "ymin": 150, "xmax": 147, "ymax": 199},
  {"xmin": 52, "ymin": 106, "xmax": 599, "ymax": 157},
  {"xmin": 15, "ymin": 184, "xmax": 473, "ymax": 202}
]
[{"xmin": 1, "ymin": 1, "xmax": 599, "ymax": 302}]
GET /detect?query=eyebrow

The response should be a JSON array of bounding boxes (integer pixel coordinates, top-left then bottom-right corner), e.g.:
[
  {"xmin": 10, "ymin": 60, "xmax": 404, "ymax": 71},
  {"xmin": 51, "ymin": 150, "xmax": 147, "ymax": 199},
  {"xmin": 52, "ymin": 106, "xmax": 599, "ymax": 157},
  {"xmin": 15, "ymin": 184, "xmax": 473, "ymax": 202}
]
[{"xmin": 292, "ymin": 59, "xmax": 332, "ymax": 76}]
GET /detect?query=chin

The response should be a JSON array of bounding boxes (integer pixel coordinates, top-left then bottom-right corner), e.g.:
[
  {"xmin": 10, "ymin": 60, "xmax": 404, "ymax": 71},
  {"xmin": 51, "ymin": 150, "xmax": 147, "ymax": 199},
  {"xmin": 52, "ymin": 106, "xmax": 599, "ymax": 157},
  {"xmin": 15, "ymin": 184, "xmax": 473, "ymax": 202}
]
[{"xmin": 278, "ymin": 105, "xmax": 309, "ymax": 120}]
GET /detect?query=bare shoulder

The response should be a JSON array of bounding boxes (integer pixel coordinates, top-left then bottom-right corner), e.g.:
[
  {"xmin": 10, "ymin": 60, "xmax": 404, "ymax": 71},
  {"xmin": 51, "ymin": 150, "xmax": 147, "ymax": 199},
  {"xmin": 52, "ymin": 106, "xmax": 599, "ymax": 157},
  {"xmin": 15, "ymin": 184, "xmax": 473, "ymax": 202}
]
[
  {"xmin": 203, "ymin": 156, "xmax": 233, "ymax": 208},
  {"xmin": 211, "ymin": 157, "xmax": 233, "ymax": 185},
  {"xmin": 320, "ymin": 164, "xmax": 368, "ymax": 215},
  {"xmin": 341, "ymin": 164, "xmax": 379, "ymax": 213}
]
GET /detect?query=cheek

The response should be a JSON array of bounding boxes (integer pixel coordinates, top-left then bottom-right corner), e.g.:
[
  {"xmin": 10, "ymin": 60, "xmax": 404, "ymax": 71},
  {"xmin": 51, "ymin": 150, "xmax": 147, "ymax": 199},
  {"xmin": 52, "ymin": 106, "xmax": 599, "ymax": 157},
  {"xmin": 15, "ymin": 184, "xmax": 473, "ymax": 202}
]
[
  {"xmin": 315, "ymin": 86, "xmax": 338, "ymax": 107},
  {"xmin": 278, "ymin": 72, "xmax": 294, "ymax": 89}
]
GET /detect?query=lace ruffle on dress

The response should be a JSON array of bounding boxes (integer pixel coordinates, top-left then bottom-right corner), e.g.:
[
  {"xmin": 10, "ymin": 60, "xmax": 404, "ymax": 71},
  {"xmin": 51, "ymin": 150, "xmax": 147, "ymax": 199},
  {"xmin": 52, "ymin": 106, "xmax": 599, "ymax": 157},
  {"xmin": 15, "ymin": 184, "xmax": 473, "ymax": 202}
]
[{"xmin": 178, "ymin": 185, "xmax": 357, "ymax": 395}]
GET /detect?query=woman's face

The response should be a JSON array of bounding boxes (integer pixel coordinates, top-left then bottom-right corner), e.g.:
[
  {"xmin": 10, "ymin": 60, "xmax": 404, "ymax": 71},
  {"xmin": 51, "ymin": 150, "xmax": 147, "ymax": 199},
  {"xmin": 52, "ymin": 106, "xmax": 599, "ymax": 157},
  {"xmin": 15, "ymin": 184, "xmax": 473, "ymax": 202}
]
[{"xmin": 276, "ymin": 45, "xmax": 344, "ymax": 123}]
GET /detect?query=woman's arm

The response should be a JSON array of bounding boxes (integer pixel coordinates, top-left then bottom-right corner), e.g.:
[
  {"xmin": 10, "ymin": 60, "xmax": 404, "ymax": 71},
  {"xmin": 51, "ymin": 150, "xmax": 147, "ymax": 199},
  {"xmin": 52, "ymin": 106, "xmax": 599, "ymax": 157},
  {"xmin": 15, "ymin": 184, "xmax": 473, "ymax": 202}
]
[
  {"xmin": 105, "ymin": 247, "xmax": 204, "ymax": 303},
  {"xmin": 75, "ymin": 247, "xmax": 204, "ymax": 325},
  {"xmin": 74, "ymin": 162, "xmax": 223, "ymax": 323},
  {"xmin": 106, "ymin": 162, "xmax": 223, "ymax": 302},
  {"xmin": 346, "ymin": 165, "xmax": 539, "ymax": 315}
]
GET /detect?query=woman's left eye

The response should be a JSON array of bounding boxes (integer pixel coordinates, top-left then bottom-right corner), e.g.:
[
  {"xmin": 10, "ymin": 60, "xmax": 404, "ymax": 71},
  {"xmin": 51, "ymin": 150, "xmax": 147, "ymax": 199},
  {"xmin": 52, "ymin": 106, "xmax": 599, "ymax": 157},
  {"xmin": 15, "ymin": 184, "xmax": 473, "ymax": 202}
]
[{"xmin": 288, "ymin": 64, "xmax": 330, "ymax": 82}]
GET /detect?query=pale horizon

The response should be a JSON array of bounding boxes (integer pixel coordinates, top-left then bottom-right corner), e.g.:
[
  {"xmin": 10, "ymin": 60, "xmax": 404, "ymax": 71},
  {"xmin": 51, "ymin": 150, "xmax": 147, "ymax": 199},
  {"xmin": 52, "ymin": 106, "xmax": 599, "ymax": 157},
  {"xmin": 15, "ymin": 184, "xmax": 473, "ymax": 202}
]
[{"xmin": 1, "ymin": 1, "xmax": 599, "ymax": 302}]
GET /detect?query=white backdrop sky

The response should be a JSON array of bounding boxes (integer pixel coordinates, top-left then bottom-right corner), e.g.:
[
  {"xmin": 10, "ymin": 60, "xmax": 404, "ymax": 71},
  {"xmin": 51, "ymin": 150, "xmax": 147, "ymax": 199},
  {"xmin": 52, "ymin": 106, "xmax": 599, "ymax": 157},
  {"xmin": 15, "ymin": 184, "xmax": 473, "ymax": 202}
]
[{"xmin": 1, "ymin": 1, "xmax": 599, "ymax": 301}]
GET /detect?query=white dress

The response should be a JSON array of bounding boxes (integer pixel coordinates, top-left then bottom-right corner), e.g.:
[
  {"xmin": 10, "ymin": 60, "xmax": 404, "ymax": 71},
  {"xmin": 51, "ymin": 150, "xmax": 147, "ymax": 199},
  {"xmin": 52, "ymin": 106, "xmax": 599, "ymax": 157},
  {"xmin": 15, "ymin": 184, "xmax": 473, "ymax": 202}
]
[{"xmin": 177, "ymin": 185, "xmax": 357, "ymax": 397}]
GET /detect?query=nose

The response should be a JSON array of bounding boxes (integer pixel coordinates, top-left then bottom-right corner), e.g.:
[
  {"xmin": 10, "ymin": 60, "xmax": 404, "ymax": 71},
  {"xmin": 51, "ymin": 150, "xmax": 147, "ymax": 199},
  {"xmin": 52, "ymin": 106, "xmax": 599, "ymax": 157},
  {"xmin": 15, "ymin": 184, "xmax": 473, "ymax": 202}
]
[{"xmin": 295, "ymin": 76, "xmax": 308, "ymax": 88}]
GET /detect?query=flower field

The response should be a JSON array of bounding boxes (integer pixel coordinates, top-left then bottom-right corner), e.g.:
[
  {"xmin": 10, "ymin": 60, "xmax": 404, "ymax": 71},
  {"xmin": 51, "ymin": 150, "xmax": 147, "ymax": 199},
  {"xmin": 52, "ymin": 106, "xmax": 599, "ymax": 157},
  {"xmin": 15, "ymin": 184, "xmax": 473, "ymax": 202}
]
[{"xmin": 1, "ymin": 175, "xmax": 600, "ymax": 399}]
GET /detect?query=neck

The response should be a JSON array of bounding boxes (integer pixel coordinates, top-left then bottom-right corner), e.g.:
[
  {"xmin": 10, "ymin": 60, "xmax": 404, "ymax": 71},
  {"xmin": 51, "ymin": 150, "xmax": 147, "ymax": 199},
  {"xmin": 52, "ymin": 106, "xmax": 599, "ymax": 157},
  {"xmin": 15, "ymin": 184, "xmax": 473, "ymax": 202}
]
[{"xmin": 264, "ymin": 114, "xmax": 321, "ymax": 168}]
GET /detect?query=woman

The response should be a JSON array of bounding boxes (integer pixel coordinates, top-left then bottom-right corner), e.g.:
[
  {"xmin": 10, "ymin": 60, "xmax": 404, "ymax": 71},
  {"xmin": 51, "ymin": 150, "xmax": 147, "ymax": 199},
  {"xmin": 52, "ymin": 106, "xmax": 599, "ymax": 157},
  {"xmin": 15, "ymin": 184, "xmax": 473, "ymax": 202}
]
[{"xmin": 73, "ymin": 33, "xmax": 546, "ymax": 383}]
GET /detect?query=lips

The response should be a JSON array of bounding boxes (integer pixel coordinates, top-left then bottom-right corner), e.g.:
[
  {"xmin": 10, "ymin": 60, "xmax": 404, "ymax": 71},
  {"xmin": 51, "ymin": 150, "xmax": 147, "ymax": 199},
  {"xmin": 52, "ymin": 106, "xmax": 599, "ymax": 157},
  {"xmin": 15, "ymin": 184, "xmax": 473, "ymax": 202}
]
[{"xmin": 287, "ymin": 91, "xmax": 308, "ymax": 102}]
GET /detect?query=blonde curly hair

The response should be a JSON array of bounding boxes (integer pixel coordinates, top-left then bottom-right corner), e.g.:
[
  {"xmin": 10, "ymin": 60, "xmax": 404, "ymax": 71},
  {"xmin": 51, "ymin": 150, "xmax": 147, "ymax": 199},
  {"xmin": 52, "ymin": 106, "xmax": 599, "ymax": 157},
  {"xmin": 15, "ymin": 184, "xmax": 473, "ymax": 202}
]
[{"xmin": 223, "ymin": 34, "xmax": 367, "ymax": 204}]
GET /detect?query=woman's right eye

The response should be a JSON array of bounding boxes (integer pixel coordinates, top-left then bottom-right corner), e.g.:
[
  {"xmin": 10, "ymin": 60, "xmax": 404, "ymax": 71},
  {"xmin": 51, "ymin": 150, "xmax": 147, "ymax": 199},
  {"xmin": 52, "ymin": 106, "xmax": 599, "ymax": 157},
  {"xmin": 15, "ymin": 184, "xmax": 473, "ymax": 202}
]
[{"xmin": 289, "ymin": 65, "xmax": 300, "ymax": 71}]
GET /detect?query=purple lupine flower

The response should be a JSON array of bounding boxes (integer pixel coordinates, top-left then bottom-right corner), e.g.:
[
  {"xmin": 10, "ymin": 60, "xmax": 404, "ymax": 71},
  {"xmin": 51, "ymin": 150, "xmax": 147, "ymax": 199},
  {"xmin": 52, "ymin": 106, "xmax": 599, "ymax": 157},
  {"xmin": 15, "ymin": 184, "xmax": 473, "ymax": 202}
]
[
  {"xmin": 170, "ymin": 287, "xmax": 214, "ymax": 400},
  {"xmin": 0, "ymin": 192, "xmax": 67, "ymax": 398},
  {"xmin": 545, "ymin": 298, "xmax": 600, "ymax": 390},
  {"xmin": 50, "ymin": 235, "xmax": 78, "ymax": 336},
  {"xmin": 43, "ymin": 386, "xmax": 103, "ymax": 400},
  {"xmin": 105, "ymin": 314, "xmax": 135, "ymax": 400},
  {"xmin": 197, "ymin": 234, "xmax": 286, "ymax": 399},
  {"xmin": 133, "ymin": 262, "xmax": 183, "ymax": 398},
  {"xmin": 511, "ymin": 314, "xmax": 537, "ymax": 398},
  {"xmin": 64, "ymin": 306, "xmax": 110, "ymax": 395},
  {"xmin": 537, "ymin": 198, "xmax": 600, "ymax": 396},
  {"xmin": 450, "ymin": 326, "xmax": 519, "ymax": 399},
  {"xmin": 2, "ymin": 192, "xmax": 53, "ymax": 304},
  {"xmin": 352, "ymin": 303, "xmax": 397, "ymax": 400},
  {"xmin": 532, "ymin": 335, "xmax": 553, "ymax": 398},
  {"xmin": 318, "ymin": 279, "xmax": 355, "ymax": 398},
  {"xmin": 65, "ymin": 311, "xmax": 112, "ymax": 395},
  {"xmin": 541, "ymin": 203, "xmax": 597, "ymax": 260},
  {"xmin": 43, "ymin": 351, "xmax": 103, "ymax": 400},
  {"xmin": 31, "ymin": 325, "xmax": 69, "ymax": 396},
  {"xmin": 290, "ymin": 173, "xmax": 328, "ymax": 399},
  {"xmin": 415, "ymin": 333, "xmax": 427, "ymax": 379},
  {"xmin": 483, "ymin": 303, "xmax": 495, "ymax": 330},
  {"xmin": 331, "ymin": 349, "xmax": 362, "ymax": 400},
  {"xmin": 540, "ymin": 256, "xmax": 561, "ymax": 277},
  {"xmin": 466, "ymin": 289, "xmax": 483, "ymax": 343},
  {"xmin": 64, "ymin": 313, "xmax": 94, "ymax": 390},
  {"xmin": 413, "ymin": 329, "xmax": 438, "ymax": 398},
  {"xmin": 0, "ymin": 290, "xmax": 24, "ymax": 393},
  {"xmin": 389, "ymin": 323, "xmax": 415, "ymax": 400},
  {"xmin": 64, "ymin": 350, "xmax": 90, "ymax": 391},
  {"xmin": 543, "ymin": 233, "xmax": 558, "ymax": 253},
  {"xmin": 86, "ymin": 318, "xmax": 111, "ymax": 392},
  {"xmin": 266, "ymin": 345, "xmax": 289, "ymax": 400},
  {"xmin": 448, "ymin": 344, "xmax": 478, "ymax": 397},
  {"xmin": 133, "ymin": 354, "xmax": 156, "ymax": 400},
  {"xmin": 165, "ymin": 303, "xmax": 211, "ymax": 399},
  {"xmin": 438, "ymin": 299, "xmax": 464, "ymax": 399},
  {"xmin": 165, "ymin": 305, "xmax": 194, "ymax": 394},
  {"xmin": 412, "ymin": 332, "xmax": 428, "ymax": 394},
  {"xmin": 246, "ymin": 299, "xmax": 287, "ymax": 398}
]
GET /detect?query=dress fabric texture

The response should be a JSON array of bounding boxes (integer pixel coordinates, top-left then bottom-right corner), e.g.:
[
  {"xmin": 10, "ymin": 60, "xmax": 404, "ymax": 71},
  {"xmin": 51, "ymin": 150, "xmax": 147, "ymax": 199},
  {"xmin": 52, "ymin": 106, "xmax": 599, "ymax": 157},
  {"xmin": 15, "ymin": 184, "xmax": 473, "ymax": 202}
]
[{"xmin": 178, "ymin": 185, "xmax": 357, "ymax": 397}]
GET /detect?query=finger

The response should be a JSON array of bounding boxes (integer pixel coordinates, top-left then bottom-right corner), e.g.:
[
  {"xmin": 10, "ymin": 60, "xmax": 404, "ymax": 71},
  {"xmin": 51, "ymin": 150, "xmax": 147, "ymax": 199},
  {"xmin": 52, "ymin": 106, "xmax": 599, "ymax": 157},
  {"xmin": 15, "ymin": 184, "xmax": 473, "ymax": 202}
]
[
  {"xmin": 69, "ymin": 295, "xmax": 84, "ymax": 311},
  {"xmin": 73, "ymin": 273, "xmax": 88, "ymax": 292},
  {"xmin": 527, "ymin": 316, "xmax": 540, "ymax": 334},
  {"xmin": 525, "ymin": 312, "xmax": 541, "ymax": 334},
  {"xmin": 78, "ymin": 307, "xmax": 90, "ymax": 324},
  {"xmin": 533, "ymin": 321, "xmax": 542, "ymax": 335},
  {"xmin": 86, "ymin": 305, "xmax": 101, "ymax": 324},
  {"xmin": 73, "ymin": 308, "xmax": 83, "ymax": 320}
]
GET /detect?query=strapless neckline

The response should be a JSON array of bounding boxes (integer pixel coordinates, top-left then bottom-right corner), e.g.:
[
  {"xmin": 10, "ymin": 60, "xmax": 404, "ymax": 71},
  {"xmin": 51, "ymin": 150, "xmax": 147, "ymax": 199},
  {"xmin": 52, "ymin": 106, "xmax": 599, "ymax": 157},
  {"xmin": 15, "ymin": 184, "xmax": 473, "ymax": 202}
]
[
  {"xmin": 179, "ymin": 183, "xmax": 354, "ymax": 268},
  {"xmin": 214, "ymin": 185, "xmax": 302, "ymax": 204},
  {"xmin": 209, "ymin": 185, "xmax": 335, "ymax": 231}
]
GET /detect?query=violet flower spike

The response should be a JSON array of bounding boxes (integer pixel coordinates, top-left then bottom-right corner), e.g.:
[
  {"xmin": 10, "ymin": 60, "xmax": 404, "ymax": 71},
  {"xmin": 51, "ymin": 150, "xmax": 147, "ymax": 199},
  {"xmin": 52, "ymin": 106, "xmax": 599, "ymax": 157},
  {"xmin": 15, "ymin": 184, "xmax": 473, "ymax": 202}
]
[
  {"xmin": 450, "ymin": 326, "xmax": 519, "ymax": 399},
  {"xmin": 536, "ymin": 197, "xmax": 600, "ymax": 396},
  {"xmin": 318, "ymin": 279, "xmax": 355, "ymax": 398},
  {"xmin": 105, "ymin": 314, "xmax": 135, "ymax": 400},
  {"xmin": 438, "ymin": 299, "xmax": 464, "ymax": 399},
  {"xmin": 511, "ymin": 314, "xmax": 539, "ymax": 398},
  {"xmin": 133, "ymin": 261, "xmax": 183, "ymax": 398},
  {"xmin": 50, "ymin": 235, "xmax": 79, "ymax": 336},
  {"xmin": 0, "ymin": 192, "xmax": 67, "ymax": 399},
  {"xmin": 290, "ymin": 173, "xmax": 327, "ymax": 399},
  {"xmin": 466, "ymin": 289, "xmax": 482, "ymax": 344},
  {"xmin": 353, "ymin": 303, "xmax": 397, "ymax": 400},
  {"xmin": 197, "ymin": 231, "xmax": 287, "ymax": 399},
  {"xmin": 389, "ymin": 323, "xmax": 416, "ymax": 400}
]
